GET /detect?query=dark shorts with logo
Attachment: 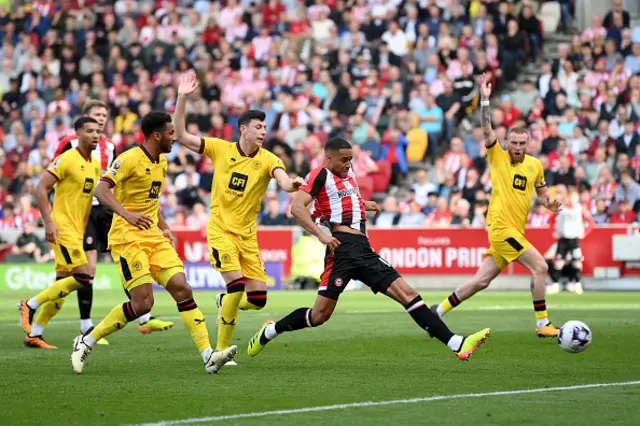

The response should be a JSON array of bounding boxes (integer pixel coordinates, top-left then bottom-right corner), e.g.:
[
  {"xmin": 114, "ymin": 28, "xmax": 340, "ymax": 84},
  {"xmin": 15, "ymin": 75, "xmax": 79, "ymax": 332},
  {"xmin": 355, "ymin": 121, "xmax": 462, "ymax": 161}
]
[
  {"xmin": 318, "ymin": 232, "xmax": 401, "ymax": 300},
  {"xmin": 84, "ymin": 204, "xmax": 113, "ymax": 253}
]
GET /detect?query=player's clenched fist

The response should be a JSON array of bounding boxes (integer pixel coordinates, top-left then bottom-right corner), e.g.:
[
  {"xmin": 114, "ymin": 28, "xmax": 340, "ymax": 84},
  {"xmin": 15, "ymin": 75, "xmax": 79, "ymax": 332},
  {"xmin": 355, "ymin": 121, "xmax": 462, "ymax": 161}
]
[
  {"xmin": 318, "ymin": 233, "xmax": 341, "ymax": 252},
  {"xmin": 124, "ymin": 212, "xmax": 154, "ymax": 230},
  {"xmin": 44, "ymin": 220, "xmax": 59, "ymax": 243},
  {"xmin": 291, "ymin": 176, "xmax": 305, "ymax": 190}
]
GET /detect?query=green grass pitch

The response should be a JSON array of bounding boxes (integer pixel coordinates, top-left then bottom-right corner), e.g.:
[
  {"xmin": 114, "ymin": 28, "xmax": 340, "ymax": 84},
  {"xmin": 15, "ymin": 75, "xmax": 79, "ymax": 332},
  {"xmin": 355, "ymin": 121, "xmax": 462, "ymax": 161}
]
[{"xmin": 1, "ymin": 290, "xmax": 639, "ymax": 425}]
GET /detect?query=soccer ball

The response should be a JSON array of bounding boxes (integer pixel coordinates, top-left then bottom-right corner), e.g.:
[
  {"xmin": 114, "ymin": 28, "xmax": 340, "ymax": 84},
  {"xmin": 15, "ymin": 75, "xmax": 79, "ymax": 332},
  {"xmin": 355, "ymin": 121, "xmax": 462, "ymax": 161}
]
[{"xmin": 558, "ymin": 321, "xmax": 592, "ymax": 353}]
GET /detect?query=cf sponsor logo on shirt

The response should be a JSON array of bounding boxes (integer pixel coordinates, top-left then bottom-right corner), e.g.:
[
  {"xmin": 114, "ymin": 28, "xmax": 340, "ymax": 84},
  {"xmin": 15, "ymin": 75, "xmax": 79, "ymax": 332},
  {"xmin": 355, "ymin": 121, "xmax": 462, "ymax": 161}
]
[
  {"xmin": 512, "ymin": 174, "xmax": 527, "ymax": 191},
  {"xmin": 228, "ymin": 172, "xmax": 248, "ymax": 192},
  {"xmin": 83, "ymin": 178, "xmax": 95, "ymax": 194},
  {"xmin": 148, "ymin": 181, "xmax": 162, "ymax": 199}
]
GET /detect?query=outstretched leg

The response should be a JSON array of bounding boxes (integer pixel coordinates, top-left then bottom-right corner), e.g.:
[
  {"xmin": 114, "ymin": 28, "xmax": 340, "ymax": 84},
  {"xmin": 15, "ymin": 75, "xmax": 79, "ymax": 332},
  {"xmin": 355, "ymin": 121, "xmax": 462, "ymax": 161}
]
[
  {"xmin": 516, "ymin": 247, "xmax": 558, "ymax": 337},
  {"xmin": 435, "ymin": 256, "xmax": 501, "ymax": 317},
  {"xmin": 383, "ymin": 278, "xmax": 490, "ymax": 360}
]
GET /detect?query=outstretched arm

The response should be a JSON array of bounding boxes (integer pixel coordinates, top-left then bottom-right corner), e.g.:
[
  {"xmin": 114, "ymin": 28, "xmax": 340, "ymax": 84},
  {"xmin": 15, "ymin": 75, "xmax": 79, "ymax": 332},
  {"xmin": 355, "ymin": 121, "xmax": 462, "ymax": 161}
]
[
  {"xmin": 174, "ymin": 72, "xmax": 203, "ymax": 152},
  {"xmin": 479, "ymin": 73, "xmax": 497, "ymax": 147},
  {"xmin": 273, "ymin": 168, "xmax": 304, "ymax": 193}
]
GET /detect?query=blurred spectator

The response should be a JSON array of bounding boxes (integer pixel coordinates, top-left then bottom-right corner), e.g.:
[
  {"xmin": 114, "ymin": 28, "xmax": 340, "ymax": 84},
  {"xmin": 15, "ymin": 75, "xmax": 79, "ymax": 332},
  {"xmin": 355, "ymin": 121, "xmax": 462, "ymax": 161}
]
[
  {"xmin": 4, "ymin": 221, "xmax": 52, "ymax": 263},
  {"xmin": 261, "ymin": 198, "xmax": 290, "ymax": 226}
]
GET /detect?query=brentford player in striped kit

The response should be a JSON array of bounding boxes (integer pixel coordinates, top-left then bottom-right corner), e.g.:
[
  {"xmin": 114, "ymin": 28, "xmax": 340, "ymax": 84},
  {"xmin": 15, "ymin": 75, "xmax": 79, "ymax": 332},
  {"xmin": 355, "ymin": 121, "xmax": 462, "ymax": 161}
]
[
  {"xmin": 247, "ymin": 138, "xmax": 491, "ymax": 361},
  {"xmin": 26, "ymin": 101, "xmax": 173, "ymax": 349}
]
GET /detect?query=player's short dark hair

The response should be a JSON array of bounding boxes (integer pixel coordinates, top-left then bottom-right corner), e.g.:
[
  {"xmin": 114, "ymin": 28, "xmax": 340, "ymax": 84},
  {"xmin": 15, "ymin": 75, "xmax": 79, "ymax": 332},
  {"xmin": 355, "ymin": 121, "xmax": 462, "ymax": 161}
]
[
  {"xmin": 141, "ymin": 111, "xmax": 172, "ymax": 137},
  {"xmin": 238, "ymin": 110, "xmax": 266, "ymax": 131},
  {"xmin": 74, "ymin": 116, "xmax": 99, "ymax": 131},
  {"xmin": 325, "ymin": 138, "xmax": 352, "ymax": 153},
  {"xmin": 82, "ymin": 99, "xmax": 109, "ymax": 115},
  {"xmin": 508, "ymin": 127, "xmax": 530, "ymax": 140}
]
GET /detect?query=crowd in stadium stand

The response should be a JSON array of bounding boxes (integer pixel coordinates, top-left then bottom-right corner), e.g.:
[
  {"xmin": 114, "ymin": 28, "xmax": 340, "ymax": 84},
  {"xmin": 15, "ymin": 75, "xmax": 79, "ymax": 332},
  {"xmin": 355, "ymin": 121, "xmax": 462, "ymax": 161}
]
[{"xmin": 1, "ymin": 0, "xmax": 640, "ymax": 260}]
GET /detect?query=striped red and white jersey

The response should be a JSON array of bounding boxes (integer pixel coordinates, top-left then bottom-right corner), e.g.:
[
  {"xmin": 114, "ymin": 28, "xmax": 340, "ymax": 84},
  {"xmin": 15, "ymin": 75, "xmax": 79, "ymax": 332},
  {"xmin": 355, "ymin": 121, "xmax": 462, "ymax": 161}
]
[
  {"xmin": 54, "ymin": 135, "xmax": 116, "ymax": 205},
  {"xmin": 301, "ymin": 167, "xmax": 367, "ymax": 233}
]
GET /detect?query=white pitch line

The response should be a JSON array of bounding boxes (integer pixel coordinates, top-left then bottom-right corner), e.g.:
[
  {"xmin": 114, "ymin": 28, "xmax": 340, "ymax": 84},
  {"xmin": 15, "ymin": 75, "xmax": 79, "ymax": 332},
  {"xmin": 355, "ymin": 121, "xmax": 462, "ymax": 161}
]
[
  {"xmin": 2, "ymin": 304, "xmax": 640, "ymax": 328},
  {"xmin": 135, "ymin": 381, "xmax": 640, "ymax": 426}
]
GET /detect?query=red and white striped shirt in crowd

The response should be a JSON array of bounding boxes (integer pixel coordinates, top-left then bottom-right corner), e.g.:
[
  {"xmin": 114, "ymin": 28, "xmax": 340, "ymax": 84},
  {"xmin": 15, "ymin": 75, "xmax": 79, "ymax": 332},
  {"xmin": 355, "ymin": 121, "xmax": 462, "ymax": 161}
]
[
  {"xmin": 443, "ymin": 151, "xmax": 470, "ymax": 174},
  {"xmin": 595, "ymin": 181, "xmax": 617, "ymax": 200},
  {"xmin": 55, "ymin": 134, "xmax": 116, "ymax": 206},
  {"xmin": 301, "ymin": 167, "xmax": 367, "ymax": 233},
  {"xmin": 446, "ymin": 60, "xmax": 474, "ymax": 81},
  {"xmin": 252, "ymin": 36, "xmax": 273, "ymax": 62},
  {"xmin": 528, "ymin": 211, "xmax": 552, "ymax": 227},
  {"xmin": 485, "ymin": 46, "xmax": 499, "ymax": 68},
  {"xmin": 585, "ymin": 71, "xmax": 609, "ymax": 89},
  {"xmin": 582, "ymin": 26, "xmax": 607, "ymax": 42},
  {"xmin": 32, "ymin": 1, "xmax": 55, "ymax": 17},
  {"xmin": 160, "ymin": 23, "xmax": 182, "ymax": 43},
  {"xmin": 221, "ymin": 82, "xmax": 245, "ymax": 106}
]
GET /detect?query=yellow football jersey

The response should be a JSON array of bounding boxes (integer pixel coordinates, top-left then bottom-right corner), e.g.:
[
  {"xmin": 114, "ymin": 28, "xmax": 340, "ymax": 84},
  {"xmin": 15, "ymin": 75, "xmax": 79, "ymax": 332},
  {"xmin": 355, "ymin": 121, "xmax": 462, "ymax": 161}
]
[
  {"xmin": 200, "ymin": 137, "xmax": 285, "ymax": 235},
  {"xmin": 486, "ymin": 141, "xmax": 546, "ymax": 233},
  {"xmin": 47, "ymin": 148, "xmax": 101, "ymax": 239},
  {"xmin": 101, "ymin": 146, "xmax": 168, "ymax": 246}
]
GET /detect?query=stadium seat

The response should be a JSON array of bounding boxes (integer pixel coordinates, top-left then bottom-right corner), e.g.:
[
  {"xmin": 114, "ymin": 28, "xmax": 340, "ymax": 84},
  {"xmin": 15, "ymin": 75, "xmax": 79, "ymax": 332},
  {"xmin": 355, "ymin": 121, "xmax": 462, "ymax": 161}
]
[
  {"xmin": 371, "ymin": 160, "xmax": 392, "ymax": 193},
  {"xmin": 406, "ymin": 128, "xmax": 429, "ymax": 162},
  {"xmin": 358, "ymin": 175, "xmax": 374, "ymax": 201},
  {"xmin": 537, "ymin": 2, "xmax": 561, "ymax": 34}
]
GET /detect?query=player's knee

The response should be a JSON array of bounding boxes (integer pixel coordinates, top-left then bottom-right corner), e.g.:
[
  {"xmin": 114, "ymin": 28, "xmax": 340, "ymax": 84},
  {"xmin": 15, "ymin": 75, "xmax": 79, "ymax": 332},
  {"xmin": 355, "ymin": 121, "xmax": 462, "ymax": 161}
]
[
  {"xmin": 533, "ymin": 260, "xmax": 549, "ymax": 277},
  {"xmin": 247, "ymin": 291, "xmax": 267, "ymax": 309},
  {"xmin": 131, "ymin": 293, "xmax": 154, "ymax": 315},
  {"xmin": 172, "ymin": 285, "xmax": 193, "ymax": 303},
  {"xmin": 554, "ymin": 260, "xmax": 565, "ymax": 271},
  {"xmin": 73, "ymin": 273, "xmax": 94, "ymax": 287},
  {"xmin": 571, "ymin": 260, "xmax": 582, "ymax": 270},
  {"xmin": 310, "ymin": 308, "xmax": 332, "ymax": 326}
]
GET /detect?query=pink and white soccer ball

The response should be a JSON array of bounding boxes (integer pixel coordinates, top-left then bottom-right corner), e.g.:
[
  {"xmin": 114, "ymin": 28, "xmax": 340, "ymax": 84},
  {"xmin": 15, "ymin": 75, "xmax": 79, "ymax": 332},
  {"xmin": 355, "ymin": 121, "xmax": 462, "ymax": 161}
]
[{"xmin": 558, "ymin": 321, "xmax": 592, "ymax": 353}]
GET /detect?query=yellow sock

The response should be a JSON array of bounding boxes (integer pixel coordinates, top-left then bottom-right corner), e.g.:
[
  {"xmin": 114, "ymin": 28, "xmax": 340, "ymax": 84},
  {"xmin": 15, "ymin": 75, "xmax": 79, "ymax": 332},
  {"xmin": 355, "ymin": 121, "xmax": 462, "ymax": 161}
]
[
  {"xmin": 91, "ymin": 302, "xmax": 136, "ymax": 341},
  {"xmin": 439, "ymin": 292, "xmax": 462, "ymax": 314},
  {"xmin": 217, "ymin": 280, "xmax": 245, "ymax": 350},
  {"xmin": 238, "ymin": 290, "xmax": 267, "ymax": 311},
  {"xmin": 35, "ymin": 298, "xmax": 66, "ymax": 326},
  {"xmin": 177, "ymin": 299, "xmax": 211, "ymax": 353},
  {"xmin": 34, "ymin": 276, "xmax": 84, "ymax": 305},
  {"xmin": 533, "ymin": 300, "xmax": 548, "ymax": 323}
]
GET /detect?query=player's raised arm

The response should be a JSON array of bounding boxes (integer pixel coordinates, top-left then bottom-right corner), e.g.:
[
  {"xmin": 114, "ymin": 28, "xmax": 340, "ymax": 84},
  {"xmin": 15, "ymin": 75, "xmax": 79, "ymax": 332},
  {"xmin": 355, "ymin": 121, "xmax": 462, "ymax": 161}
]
[
  {"xmin": 290, "ymin": 191, "xmax": 340, "ymax": 251},
  {"xmin": 174, "ymin": 71, "xmax": 202, "ymax": 152},
  {"xmin": 35, "ymin": 169, "xmax": 60, "ymax": 243},
  {"xmin": 479, "ymin": 74, "xmax": 497, "ymax": 148},
  {"xmin": 273, "ymin": 168, "xmax": 305, "ymax": 193}
]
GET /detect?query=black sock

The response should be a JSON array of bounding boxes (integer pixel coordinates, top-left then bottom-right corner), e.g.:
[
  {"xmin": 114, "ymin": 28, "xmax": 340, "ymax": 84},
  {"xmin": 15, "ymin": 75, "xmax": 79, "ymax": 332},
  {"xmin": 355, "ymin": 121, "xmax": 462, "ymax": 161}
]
[
  {"xmin": 405, "ymin": 296, "xmax": 454, "ymax": 344},
  {"xmin": 569, "ymin": 265, "xmax": 581, "ymax": 282},
  {"xmin": 77, "ymin": 285, "xmax": 93, "ymax": 320},
  {"xmin": 264, "ymin": 308, "xmax": 315, "ymax": 344}
]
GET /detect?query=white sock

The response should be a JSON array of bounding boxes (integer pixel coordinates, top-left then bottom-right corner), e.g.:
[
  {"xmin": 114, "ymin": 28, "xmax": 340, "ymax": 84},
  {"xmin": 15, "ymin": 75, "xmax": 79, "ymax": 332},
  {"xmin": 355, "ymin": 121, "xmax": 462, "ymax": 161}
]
[
  {"xmin": 436, "ymin": 305, "xmax": 446, "ymax": 317},
  {"xmin": 80, "ymin": 319, "xmax": 93, "ymax": 334},
  {"xmin": 447, "ymin": 335, "xmax": 464, "ymax": 352},
  {"xmin": 264, "ymin": 323, "xmax": 278, "ymax": 340},
  {"xmin": 83, "ymin": 333, "xmax": 97, "ymax": 348},
  {"xmin": 27, "ymin": 298, "xmax": 39, "ymax": 310},
  {"xmin": 29, "ymin": 322, "xmax": 45, "ymax": 337},
  {"xmin": 536, "ymin": 319, "xmax": 550, "ymax": 328},
  {"xmin": 138, "ymin": 313, "xmax": 152, "ymax": 325},
  {"xmin": 201, "ymin": 347, "xmax": 213, "ymax": 363}
]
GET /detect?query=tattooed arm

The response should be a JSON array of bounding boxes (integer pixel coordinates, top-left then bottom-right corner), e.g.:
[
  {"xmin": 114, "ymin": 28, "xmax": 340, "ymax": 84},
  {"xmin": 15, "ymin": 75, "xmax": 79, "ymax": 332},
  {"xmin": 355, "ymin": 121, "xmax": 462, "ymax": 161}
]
[{"xmin": 479, "ymin": 73, "xmax": 497, "ymax": 148}]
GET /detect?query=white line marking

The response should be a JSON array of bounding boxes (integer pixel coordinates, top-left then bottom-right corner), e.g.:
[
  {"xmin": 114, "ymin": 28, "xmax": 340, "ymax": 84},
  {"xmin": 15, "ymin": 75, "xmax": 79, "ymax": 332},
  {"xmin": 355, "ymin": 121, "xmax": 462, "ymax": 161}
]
[
  {"xmin": 2, "ymin": 304, "xmax": 640, "ymax": 328},
  {"xmin": 135, "ymin": 381, "xmax": 640, "ymax": 426}
]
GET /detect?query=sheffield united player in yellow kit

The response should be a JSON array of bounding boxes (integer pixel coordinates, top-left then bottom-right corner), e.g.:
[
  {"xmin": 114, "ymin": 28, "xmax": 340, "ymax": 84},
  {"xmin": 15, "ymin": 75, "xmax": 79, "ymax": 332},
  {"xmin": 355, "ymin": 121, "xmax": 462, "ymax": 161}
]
[
  {"xmin": 433, "ymin": 75, "xmax": 563, "ymax": 337},
  {"xmin": 71, "ymin": 111, "xmax": 237, "ymax": 374},
  {"xmin": 175, "ymin": 72, "xmax": 303, "ymax": 365},
  {"xmin": 18, "ymin": 117, "xmax": 102, "ymax": 349}
]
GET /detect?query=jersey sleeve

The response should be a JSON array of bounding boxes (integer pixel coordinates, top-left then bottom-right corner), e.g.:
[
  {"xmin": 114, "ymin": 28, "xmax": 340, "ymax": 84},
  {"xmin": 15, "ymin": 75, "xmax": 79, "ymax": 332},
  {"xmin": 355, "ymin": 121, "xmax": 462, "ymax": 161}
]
[
  {"xmin": 47, "ymin": 155, "xmax": 69, "ymax": 181},
  {"xmin": 268, "ymin": 153, "xmax": 286, "ymax": 178},
  {"xmin": 101, "ymin": 153, "xmax": 132, "ymax": 187},
  {"xmin": 486, "ymin": 140, "xmax": 508, "ymax": 164},
  {"xmin": 534, "ymin": 159, "xmax": 547, "ymax": 188},
  {"xmin": 54, "ymin": 137, "xmax": 74, "ymax": 158},
  {"xmin": 199, "ymin": 137, "xmax": 226, "ymax": 160},
  {"xmin": 299, "ymin": 167, "xmax": 327, "ymax": 198}
]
